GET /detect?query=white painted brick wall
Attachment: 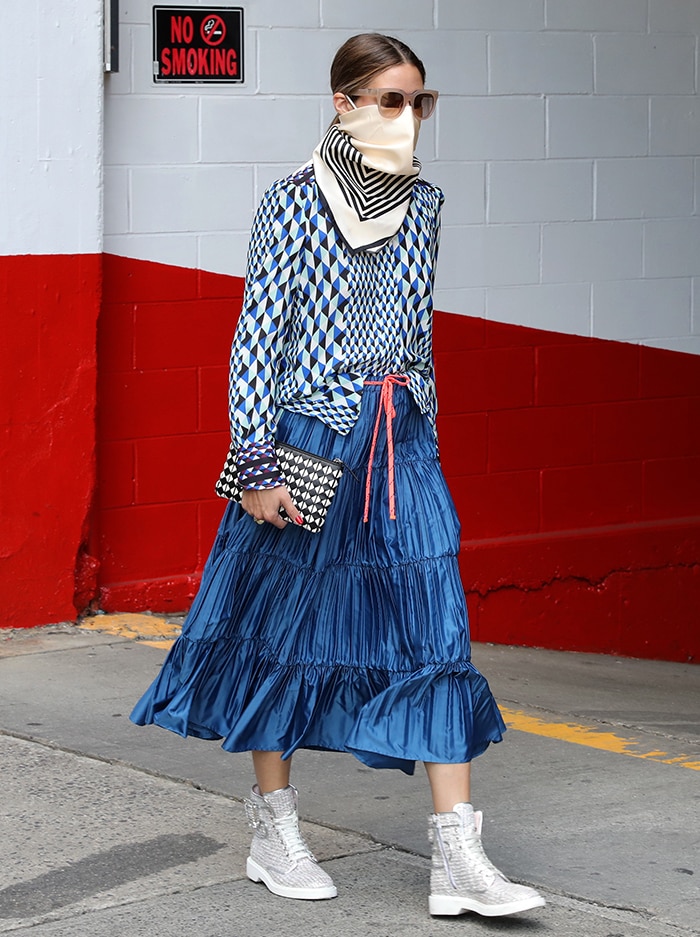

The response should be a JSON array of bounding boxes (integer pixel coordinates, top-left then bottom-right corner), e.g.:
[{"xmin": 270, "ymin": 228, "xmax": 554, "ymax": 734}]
[
  {"xmin": 546, "ymin": 0, "xmax": 648, "ymax": 32},
  {"xmin": 649, "ymin": 0, "xmax": 700, "ymax": 34},
  {"xmin": 487, "ymin": 282, "xmax": 592, "ymax": 333},
  {"xmin": 595, "ymin": 158, "xmax": 695, "ymax": 220},
  {"xmin": 542, "ymin": 221, "xmax": 644, "ymax": 282},
  {"xmin": 592, "ymin": 279, "xmax": 691, "ymax": 341},
  {"xmin": 200, "ymin": 98, "xmax": 322, "ymax": 163},
  {"xmin": 429, "ymin": 163, "xmax": 485, "ymax": 226},
  {"xmin": 106, "ymin": 97, "xmax": 199, "ymax": 165},
  {"xmin": 488, "ymin": 160, "xmax": 593, "ymax": 223},
  {"xmin": 650, "ymin": 97, "xmax": 700, "ymax": 156},
  {"xmin": 595, "ymin": 34, "xmax": 696, "ymax": 94},
  {"xmin": 401, "ymin": 31, "xmax": 487, "ymax": 95},
  {"xmin": 439, "ymin": 98, "xmax": 546, "ymax": 160},
  {"xmin": 548, "ymin": 96, "xmax": 649, "ymax": 157},
  {"xmin": 321, "ymin": 0, "xmax": 434, "ymax": 30},
  {"xmin": 102, "ymin": 0, "xmax": 700, "ymax": 355},
  {"xmin": 104, "ymin": 168, "xmax": 130, "ymax": 236},
  {"xmin": 1, "ymin": 1, "xmax": 103, "ymax": 255},
  {"xmin": 436, "ymin": 224, "xmax": 541, "ymax": 289},
  {"xmin": 645, "ymin": 219, "xmax": 700, "ymax": 278},
  {"xmin": 438, "ymin": 1, "xmax": 545, "ymax": 31},
  {"xmin": 130, "ymin": 166, "xmax": 254, "ymax": 233},
  {"xmin": 489, "ymin": 33, "xmax": 593, "ymax": 94},
  {"xmin": 258, "ymin": 30, "xmax": 345, "ymax": 94}
]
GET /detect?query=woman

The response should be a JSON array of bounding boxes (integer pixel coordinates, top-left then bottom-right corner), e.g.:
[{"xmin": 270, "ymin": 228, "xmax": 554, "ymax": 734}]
[{"xmin": 131, "ymin": 33, "xmax": 545, "ymax": 919}]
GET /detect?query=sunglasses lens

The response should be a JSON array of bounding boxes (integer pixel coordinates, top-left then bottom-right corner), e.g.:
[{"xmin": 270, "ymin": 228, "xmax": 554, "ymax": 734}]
[
  {"xmin": 414, "ymin": 92, "xmax": 436, "ymax": 119},
  {"xmin": 378, "ymin": 90, "xmax": 405, "ymax": 117}
]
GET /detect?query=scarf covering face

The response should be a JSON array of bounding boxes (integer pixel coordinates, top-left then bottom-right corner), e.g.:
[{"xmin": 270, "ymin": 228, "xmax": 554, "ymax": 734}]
[{"xmin": 312, "ymin": 104, "xmax": 421, "ymax": 253}]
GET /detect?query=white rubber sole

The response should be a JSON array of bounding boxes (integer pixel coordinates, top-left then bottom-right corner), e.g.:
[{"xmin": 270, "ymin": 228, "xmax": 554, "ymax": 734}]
[
  {"xmin": 429, "ymin": 892, "xmax": 546, "ymax": 917},
  {"xmin": 246, "ymin": 857, "xmax": 338, "ymax": 900}
]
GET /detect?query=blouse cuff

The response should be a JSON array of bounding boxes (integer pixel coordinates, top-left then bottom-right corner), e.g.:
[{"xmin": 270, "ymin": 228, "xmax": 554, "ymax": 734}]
[{"xmin": 237, "ymin": 438, "xmax": 283, "ymax": 490}]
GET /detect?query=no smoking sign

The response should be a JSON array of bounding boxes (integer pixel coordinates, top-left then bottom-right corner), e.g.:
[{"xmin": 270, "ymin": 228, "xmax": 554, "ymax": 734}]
[{"xmin": 153, "ymin": 6, "xmax": 244, "ymax": 83}]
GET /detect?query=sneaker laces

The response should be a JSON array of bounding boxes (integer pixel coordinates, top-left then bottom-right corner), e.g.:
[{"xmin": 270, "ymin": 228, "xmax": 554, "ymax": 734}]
[
  {"xmin": 463, "ymin": 810, "xmax": 505, "ymax": 880},
  {"xmin": 435, "ymin": 811, "xmax": 503, "ymax": 890},
  {"xmin": 273, "ymin": 813, "xmax": 316, "ymax": 865}
]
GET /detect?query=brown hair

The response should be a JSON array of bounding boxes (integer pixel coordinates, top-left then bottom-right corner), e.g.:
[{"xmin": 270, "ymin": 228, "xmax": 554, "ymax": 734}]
[{"xmin": 330, "ymin": 33, "xmax": 426, "ymax": 96}]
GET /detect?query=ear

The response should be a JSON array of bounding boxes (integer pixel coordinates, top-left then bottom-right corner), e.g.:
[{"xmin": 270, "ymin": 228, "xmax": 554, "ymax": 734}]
[{"xmin": 333, "ymin": 92, "xmax": 354, "ymax": 116}]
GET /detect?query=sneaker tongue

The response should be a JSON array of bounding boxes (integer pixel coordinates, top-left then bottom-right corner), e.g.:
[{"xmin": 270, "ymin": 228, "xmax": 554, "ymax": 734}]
[{"xmin": 452, "ymin": 802, "xmax": 475, "ymax": 822}]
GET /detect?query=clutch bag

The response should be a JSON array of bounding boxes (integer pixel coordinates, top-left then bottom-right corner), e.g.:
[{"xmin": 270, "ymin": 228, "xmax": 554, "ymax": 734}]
[{"xmin": 215, "ymin": 441, "xmax": 345, "ymax": 533}]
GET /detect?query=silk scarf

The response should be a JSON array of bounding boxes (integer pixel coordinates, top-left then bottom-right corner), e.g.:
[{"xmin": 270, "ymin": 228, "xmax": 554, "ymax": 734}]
[{"xmin": 312, "ymin": 105, "xmax": 421, "ymax": 253}]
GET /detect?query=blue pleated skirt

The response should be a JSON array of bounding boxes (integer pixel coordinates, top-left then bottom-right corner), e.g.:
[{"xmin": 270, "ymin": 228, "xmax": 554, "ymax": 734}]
[{"xmin": 130, "ymin": 382, "xmax": 506, "ymax": 774}]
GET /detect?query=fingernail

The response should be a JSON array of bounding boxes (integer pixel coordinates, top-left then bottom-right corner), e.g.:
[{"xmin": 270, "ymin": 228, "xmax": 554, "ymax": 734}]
[{"xmin": 295, "ymin": 515, "xmax": 304, "ymax": 525}]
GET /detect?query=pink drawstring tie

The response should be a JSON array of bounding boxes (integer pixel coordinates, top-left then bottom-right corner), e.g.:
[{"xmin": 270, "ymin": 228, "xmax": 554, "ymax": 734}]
[{"xmin": 363, "ymin": 375, "xmax": 410, "ymax": 522}]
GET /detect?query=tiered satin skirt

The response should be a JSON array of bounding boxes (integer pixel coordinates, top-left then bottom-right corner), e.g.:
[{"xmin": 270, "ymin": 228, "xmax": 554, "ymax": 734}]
[{"xmin": 130, "ymin": 382, "xmax": 506, "ymax": 774}]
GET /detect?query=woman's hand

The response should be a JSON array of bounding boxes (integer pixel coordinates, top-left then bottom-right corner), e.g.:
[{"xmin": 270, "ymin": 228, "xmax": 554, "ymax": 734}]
[{"xmin": 241, "ymin": 486, "xmax": 303, "ymax": 530}]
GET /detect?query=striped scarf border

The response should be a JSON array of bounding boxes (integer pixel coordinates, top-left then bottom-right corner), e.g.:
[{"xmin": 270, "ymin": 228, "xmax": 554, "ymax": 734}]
[{"xmin": 319, "ymin": 126, "xmax": 418, "ymax": 222}]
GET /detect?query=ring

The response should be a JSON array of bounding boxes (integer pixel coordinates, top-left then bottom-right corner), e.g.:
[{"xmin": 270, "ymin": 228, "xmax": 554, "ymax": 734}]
[{"xmin": 254, "ymin": 518, "xmax": 265, "ymax": 525}]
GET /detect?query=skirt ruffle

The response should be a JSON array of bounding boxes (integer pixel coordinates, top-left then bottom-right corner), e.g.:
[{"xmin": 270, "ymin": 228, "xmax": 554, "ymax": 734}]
[{"xmin": 130, "ymin": 382, "xmax": 506, "ymax": 774}]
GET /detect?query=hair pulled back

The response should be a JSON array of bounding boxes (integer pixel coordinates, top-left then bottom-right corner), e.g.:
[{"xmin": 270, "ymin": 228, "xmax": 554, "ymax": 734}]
[{"xmin": 330, "ymin": 33, "xmax": 426, "ymax": 96}]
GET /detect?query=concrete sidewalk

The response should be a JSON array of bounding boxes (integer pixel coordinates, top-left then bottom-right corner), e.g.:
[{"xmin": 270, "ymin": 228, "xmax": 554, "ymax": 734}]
[{"xmin": 0, "ymin": 619, "xmax": 698, "ymax": 936}]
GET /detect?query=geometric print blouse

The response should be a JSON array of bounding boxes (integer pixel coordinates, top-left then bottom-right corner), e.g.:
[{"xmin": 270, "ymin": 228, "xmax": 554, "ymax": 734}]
[{"xmin": 228, "ymin": 162, "xmax": 445, "ymax": 489}]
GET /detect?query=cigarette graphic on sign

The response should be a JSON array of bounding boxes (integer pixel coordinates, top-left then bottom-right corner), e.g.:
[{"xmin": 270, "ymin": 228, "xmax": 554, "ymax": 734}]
[{"xmin": 201, "ymin": 15, "xmax": 226, "ymax": 46}]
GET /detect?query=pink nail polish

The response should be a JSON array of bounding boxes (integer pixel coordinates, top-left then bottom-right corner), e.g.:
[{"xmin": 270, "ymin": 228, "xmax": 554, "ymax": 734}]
[{"xmin": 295, "ymin": 515, "xmax": 304, "ymax": 525}]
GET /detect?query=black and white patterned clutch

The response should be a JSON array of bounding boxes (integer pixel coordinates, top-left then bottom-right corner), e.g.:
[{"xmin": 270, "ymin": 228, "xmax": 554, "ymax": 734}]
[{"xmin": 215, "ymin": 441, "xmax": 345, "ymax": 533}]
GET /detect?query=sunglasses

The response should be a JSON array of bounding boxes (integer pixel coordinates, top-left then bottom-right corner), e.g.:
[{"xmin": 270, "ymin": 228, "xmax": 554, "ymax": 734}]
[{"xmin": 352, "ymin": 88, "xmax": 439, "ymax": 121}]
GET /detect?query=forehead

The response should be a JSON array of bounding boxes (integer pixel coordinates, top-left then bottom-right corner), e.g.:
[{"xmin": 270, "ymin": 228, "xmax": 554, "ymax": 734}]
[{"xmin": 367, "ymin": 62, "xmax": 424, "ymax": 91}]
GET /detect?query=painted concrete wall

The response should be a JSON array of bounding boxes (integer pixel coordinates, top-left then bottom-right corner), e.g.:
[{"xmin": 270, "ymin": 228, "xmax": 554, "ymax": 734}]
[
  {"xmin": 0, "ymin": 2, "xmax": 104, "ymax": 626},
  {"xmin": 2, "ymin": 0, "xmax": 698, "ymax": 659},
  {"xmin": 95, "ymin": 0, "xmax": 700, "ymax": 660},
  {"xmin": 97, "ymin": 254, "xmax": 700, "ymax": 660},
  {"xmin": 106, "ymin": 0, "xmax": 700, "ymax": 354},
  {"xmin": 1, "ymin": 1, "xmax": 104, "ymax": 255}
]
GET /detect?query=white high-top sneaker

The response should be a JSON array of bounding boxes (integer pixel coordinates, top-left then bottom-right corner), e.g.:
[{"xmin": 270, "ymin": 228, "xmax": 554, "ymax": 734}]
[
  {"xmin": 245, "ymin": 784, "xmax": 337, "ymax": 900},
  {"xmin": 429, "ymin": 803, "xmax": 545, "ymax": 917}
]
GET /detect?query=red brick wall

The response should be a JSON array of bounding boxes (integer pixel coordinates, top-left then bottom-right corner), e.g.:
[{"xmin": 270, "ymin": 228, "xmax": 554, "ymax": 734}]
[
  {"xmin": 96, "ymin": 255, "xmax": 240, "ymax": 611},
  {"xmin": 94, "ymin": 255, "xmax": 700, "ymax": 660},
  {"xmin": 435, "ymin": 315, "xmax": 700, "ymax": 534},
  {"xmin": 432, "ymin": 316, "xmax": 700, "ymax": 660}
]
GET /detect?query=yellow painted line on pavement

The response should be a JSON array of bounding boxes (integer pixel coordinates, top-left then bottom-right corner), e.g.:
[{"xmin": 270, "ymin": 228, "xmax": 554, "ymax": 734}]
[
  {"xmin": 78, "ymin": 617, "xmax": 698, "ymax": 770},
  {"xmin": 79, "ymin": 613, "xmax": 180, "ymax": 649},
  {"xmin": 500, "ymin": 707, "xmax": 700, "ymax": 771}
]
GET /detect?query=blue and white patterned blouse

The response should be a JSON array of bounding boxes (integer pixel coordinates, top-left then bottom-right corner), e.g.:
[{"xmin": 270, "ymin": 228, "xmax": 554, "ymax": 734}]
[{"xmin": 229, "ymin": 162, "xmax": 444, "ymax": 489}]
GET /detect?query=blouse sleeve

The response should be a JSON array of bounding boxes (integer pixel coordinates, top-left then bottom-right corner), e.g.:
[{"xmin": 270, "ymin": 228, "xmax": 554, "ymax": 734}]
[
  {"xmin": 416, "ymin": 183, "xmax": 445, "ymax": 452},
  {"xmin": 228, "ymin": 181, "xmax": 304, "ymax": 489},
  {"xmin": 429, "ymin": 186, "xmax": 445, "ymax": 271}
]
